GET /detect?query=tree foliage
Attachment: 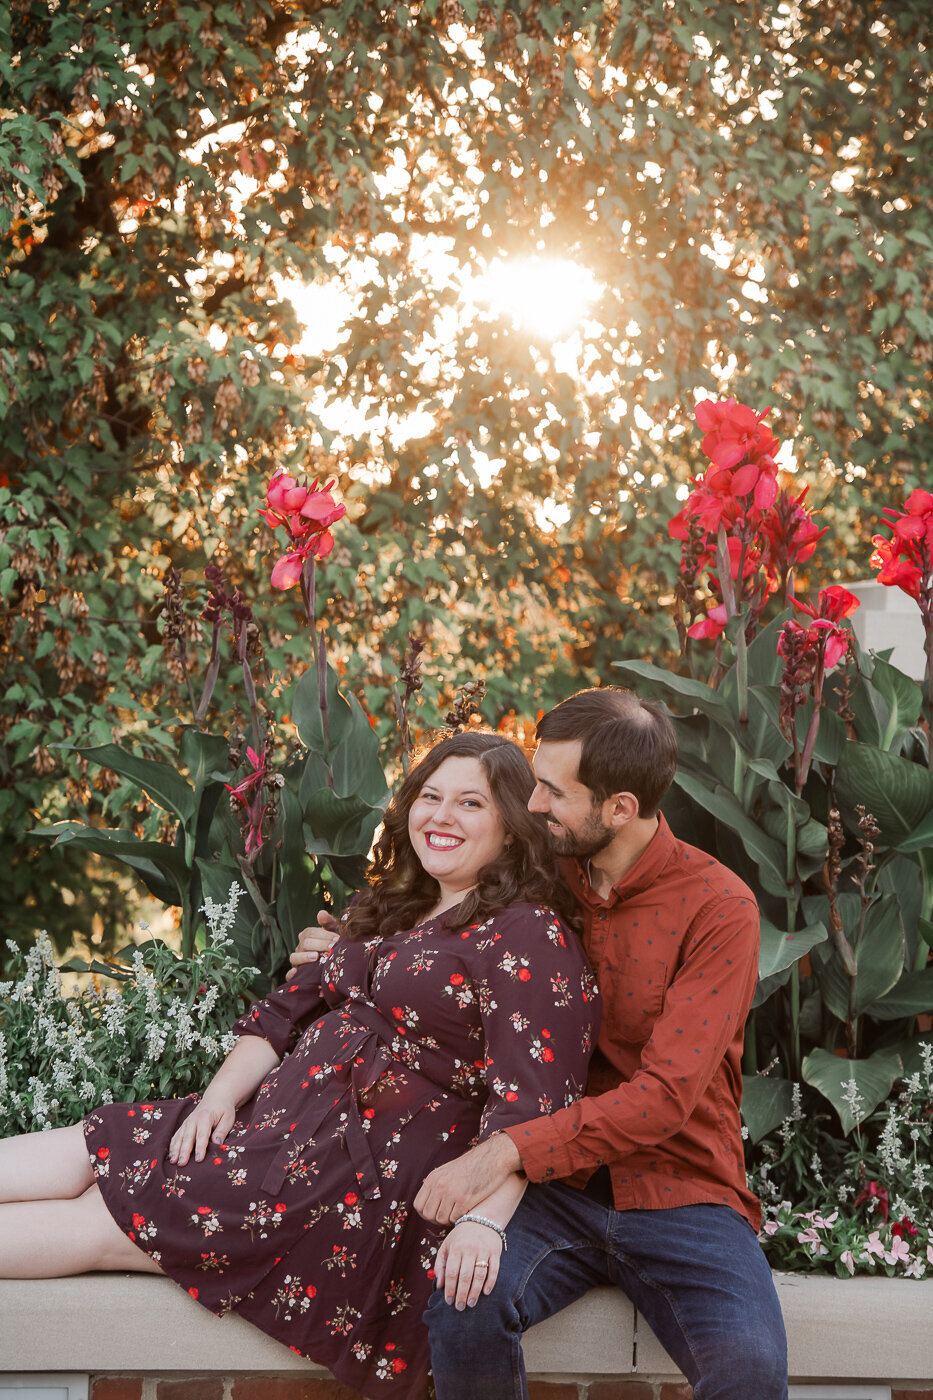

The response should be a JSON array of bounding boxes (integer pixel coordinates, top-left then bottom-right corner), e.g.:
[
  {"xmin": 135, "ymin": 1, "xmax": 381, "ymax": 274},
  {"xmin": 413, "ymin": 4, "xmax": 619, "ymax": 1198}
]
[{"xmin": 3, "ymin": 0, "xmax": 932, "ymax": 947}]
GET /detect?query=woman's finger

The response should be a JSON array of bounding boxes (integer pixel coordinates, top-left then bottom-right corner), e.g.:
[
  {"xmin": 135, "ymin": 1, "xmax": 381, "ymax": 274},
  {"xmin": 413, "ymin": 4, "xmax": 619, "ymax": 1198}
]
[
  {"xmin": 194, "ymin": 1110, "xmax": 215, "ymax": 1162},
  {"xmin": 433, "ymin": 1238, "xmax": 449, "ymax": 1290},
  {"xmin": 170, "ymin": 1115, "xmax": 197, "ymax": 1166},
  {"xmin": 466, "ymin": 1258, "xmax": 488, "ymax": 1309},
  {"xmin": 454, "ymin": 1254, "xmax": 481, "ymax": 1310},
  {"xmin": 482, "ymin": 1249, "xmax": 500, "ymax": 1295},
  {"xmin": 211, "ymin": 1107, "xmax": 234, "ymax": 1145}
]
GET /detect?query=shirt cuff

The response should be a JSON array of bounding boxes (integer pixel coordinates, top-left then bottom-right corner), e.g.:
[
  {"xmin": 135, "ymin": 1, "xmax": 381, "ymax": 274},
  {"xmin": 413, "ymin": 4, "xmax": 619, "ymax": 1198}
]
[{"xmin": 504, "ymin": 1107, "xmax": 583, "ymax": 1183}]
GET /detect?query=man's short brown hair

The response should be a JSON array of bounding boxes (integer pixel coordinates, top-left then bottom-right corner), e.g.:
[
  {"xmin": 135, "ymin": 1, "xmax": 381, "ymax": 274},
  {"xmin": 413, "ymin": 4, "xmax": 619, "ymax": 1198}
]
[{"xmin": 535, "ymin": 687, "xmax": 677, "ymax": 818}]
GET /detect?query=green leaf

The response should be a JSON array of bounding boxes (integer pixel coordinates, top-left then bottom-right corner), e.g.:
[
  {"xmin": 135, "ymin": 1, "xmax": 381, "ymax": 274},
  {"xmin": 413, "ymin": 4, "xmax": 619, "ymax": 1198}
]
[
  {"xmin": 77, "ymin": 743, "xmax": 195, "ymax": 821},
  {"xmin": 870, "ymin": 657, "xmax": 923, "ymax": 743},
  {"xmin": 802, "ymin": 1046, "xmax": 902, "ymax": 1133},
  {"xmin": 291, "ymin": 661, "xmax": 358, "ymax": 758},
  {"xmin": 835, "ymin": 742, "xmax": 933, "ymax": 847},
  {"xmin": 179, "ymin": 727, "xmax": 230, "ymax": 792},
  {"xmin": 302, "ymin": 787, "xmax": 384, "ymax": 859},
  {"xmin": 741, "ymin": 1075, "xmax": 795, "ymax": 1144},
  {"xmin": 36, "ymin": 822, "xmax": 188, "ymax": 905},
  {"xmin": 865, "ymin": 966, "xmax": 933, "ymax": 1021},
  {"xmin": 673, "ymin": 770, "xmax": 788, "ymax": 898},
  {"xmin": 612, "ymin": 659, "xmax": 735, "ymax": 731},
  {"xmin": 811, "ymin": 894, "xmax": 905, "ymax": 1019},
  {"xmin": 758, "ymin": 917, "xmax": 827, "ymax": 981}
]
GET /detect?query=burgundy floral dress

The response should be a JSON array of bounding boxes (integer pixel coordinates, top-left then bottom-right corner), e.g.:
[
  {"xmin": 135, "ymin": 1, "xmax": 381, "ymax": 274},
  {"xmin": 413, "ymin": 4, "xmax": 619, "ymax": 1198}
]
[{"xmin": 85, "ymin": 903, "xmax": 599, "ymax": 1399}]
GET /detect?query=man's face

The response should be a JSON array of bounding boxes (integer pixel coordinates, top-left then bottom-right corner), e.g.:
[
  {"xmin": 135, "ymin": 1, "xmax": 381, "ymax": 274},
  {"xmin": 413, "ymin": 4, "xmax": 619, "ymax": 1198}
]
[{"xmin": 528, "ymin": 739, "xmax": 615, "ymax": 858}]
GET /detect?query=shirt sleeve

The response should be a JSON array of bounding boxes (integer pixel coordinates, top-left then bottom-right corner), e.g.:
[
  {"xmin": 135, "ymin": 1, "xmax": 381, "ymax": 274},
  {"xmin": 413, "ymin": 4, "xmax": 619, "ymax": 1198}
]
[
  {"xmin": 504, "ymin": 894, "xmax": 758, "ymax": 1181},
  {"xmin": 230, "ymin": 950, "xmax": 336, "ymax": 1058},
  {"xmin": 471, "ymin": 905, "xmax": 600, "ymax": 1142}
]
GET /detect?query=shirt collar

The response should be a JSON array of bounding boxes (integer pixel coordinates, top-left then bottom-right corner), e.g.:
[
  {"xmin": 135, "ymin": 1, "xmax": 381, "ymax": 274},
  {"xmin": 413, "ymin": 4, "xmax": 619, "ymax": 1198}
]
[{"xmin": 561, "ymin": 814, "xmax": 675, "ymax": 908}]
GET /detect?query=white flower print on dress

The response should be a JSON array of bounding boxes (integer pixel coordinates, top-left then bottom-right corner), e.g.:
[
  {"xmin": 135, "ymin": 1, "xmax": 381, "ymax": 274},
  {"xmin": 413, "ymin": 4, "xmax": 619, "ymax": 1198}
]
[{"xmin": 191, "ymin": 1205, "xmax": 222, "ymax": 1235}]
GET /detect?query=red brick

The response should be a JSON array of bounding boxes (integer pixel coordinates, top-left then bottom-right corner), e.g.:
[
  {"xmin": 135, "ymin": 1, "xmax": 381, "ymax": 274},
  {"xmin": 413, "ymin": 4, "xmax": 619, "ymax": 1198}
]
[
  {"xmin": 92, "ymin": 1382, "xmax": 143, "ymax": 1400},
  {"xmin": 586, "ymin": 1384, "xmax": 656, "ymax": 1400},
  {"xmin": 529, "ymin": 1384, "xmax": 580, "ymax": 1400},
  {"xmin": 893, "ymin": 1392, "xmax": 933, "ymax": 1399},
  {"xmin": 156, "ymin": 1383, "xmax": 224, "ymax": 1400},
  {"xmin": 231, "ymin": 1380, "xmax": 364, "ymax": 1400},
  {"xmin": 660, "ymin": 1387, "xmax": 693, "ymax": 1400}
]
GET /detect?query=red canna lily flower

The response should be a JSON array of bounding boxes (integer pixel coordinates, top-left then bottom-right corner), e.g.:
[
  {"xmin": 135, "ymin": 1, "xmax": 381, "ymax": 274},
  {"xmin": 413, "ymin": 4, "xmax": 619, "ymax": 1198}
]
[
  {"xmin": 872, "ymin": 490, "xmax": 933, "ymax": 614},
  {"xmin": 695, "ymin": 397, "xmax": 779, "ymax": 472},
  {"xmin": 687, "ymin": 604, "xmax": 728, "ymax": 641},
  {"xmin": 224, "ymin": 746, "xmax": 269, "ymax": 857},
  {"xmin": 791, "ymin": 585, "xmax": 860, "ymax": 625},
  {"xmin": 260, "ymin": 471, "xmax": 347, "ymax": 591}
]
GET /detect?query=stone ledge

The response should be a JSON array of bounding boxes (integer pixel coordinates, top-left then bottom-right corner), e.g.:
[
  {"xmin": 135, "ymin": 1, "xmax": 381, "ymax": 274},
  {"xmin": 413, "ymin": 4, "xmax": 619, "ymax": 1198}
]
[{"xmin": 1, "ymin": 1273, "xmax": 932, "ymax": 1382}]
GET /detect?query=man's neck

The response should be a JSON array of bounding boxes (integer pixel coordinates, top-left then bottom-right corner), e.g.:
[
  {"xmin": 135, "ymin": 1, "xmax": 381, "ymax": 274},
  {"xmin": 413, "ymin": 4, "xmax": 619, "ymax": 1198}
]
[{"xmin": 585, "ymin": 815, "xmax": 660, "ymax": 900}]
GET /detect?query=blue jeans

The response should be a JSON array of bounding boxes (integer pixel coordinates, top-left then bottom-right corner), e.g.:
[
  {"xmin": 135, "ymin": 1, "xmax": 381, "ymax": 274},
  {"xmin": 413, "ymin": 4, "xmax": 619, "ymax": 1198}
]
[{"xmin": 425, "ymin": 1183, "xmax": 788, "ymax": 1400}]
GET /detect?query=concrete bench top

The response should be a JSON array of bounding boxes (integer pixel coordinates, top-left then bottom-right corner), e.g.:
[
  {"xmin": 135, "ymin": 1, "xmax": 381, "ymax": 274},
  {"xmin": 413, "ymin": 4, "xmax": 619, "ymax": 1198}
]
[{"xmin": 2, "ymin": 1273, "xmax": 933, "ymax": 1384}]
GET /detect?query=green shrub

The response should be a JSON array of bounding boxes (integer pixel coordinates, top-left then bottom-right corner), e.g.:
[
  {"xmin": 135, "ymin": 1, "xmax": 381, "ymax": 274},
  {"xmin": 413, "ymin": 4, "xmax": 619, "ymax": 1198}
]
[{"xmin": 0, "ymin": 886, "xmax": 257, "ymax": 1135}]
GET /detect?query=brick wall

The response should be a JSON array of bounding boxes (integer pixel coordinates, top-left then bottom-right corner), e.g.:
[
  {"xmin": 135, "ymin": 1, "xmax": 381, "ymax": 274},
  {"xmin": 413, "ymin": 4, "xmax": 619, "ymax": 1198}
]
[{"xmin": 86, "ymin": 1381, "xmax": 933, "ymax": 1400}]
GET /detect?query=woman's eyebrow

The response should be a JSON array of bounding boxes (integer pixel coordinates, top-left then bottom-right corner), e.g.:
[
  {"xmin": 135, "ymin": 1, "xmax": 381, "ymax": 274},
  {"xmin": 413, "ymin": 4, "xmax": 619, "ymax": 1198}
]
[{"xmin": 421, "ymin": 785, "xmax": 488, "ymax": 799}]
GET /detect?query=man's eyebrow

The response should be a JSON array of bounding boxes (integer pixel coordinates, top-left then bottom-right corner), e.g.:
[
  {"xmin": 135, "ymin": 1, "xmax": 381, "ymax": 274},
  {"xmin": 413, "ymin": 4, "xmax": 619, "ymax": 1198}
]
[{"xmin": 537, "ymin": 777, "xmax": 563, "ymax": 796}]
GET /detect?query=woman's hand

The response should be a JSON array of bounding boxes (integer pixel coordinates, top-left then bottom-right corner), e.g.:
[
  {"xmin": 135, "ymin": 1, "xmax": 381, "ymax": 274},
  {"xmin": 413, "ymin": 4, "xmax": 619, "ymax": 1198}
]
[
  {"xmin": 434, "ymin": 1220, "xmax": 503, "ymax": 1310},
  {"xmin": 168, "ymin": 1094, "xmax": 236, "ymax": 1167}
]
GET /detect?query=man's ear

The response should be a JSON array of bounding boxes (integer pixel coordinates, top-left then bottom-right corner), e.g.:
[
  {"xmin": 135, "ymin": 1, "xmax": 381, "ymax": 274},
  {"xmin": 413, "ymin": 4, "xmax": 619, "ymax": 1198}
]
[{"xmin": 603, "ymin": 791, "xmax": 639, "ymax": 827}]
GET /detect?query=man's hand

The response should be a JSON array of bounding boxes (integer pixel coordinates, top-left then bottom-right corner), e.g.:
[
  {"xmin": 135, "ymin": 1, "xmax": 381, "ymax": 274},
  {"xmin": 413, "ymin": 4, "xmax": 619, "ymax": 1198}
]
[
  {"xmin": 414, "ymin": 1133, "xmax": 522, "ymax": 1224},
  {"xmin": 286, "ymin": 910, "xmax": 339, "ymax": 981}
]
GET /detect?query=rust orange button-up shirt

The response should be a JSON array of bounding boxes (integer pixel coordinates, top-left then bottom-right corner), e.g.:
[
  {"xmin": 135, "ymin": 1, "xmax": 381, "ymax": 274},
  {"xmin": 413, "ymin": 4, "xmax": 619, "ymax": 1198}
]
[{"xmin": 504, "ymin": 815, "xmax": 762, "ymax": 1231}]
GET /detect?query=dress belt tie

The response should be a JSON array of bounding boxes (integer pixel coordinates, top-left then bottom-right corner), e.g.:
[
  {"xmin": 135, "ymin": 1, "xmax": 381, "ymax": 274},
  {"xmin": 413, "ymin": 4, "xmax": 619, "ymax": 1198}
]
[{"xmin": 259, "ymin": 1025, "xmax": 397, "ymax": 1200}]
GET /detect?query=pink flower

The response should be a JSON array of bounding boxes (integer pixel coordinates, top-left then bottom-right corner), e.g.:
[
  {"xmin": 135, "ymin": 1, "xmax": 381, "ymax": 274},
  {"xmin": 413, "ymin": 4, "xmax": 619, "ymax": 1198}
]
[
  {"xmin": 885, "ymin": 1235, "xmax": 911, "ymax": 1265},
  {"xmin": 864, "ymin": 1231, "xmax": 885, "ymax": 1259},
  {"xmin": 872, "ymin": 488, "xmax": 933, "ymax": 612},
  {"xmin": 260, "ymin": 471, "xmax": 346, "ymax": 591},
  {"xmin": 695, "ymin": 397, "xmax": 779, "ymax": 472},
  {"xmin": 687, "ymin": 604, "xmax": 728, "ymax": 641},
  {"xmin": 224, "ymin": 746, "xmax": 268, "ymax": 857},
  {"xmin": 840, "ymin": 1249, "xmax": 855, "ymax": 1276}
]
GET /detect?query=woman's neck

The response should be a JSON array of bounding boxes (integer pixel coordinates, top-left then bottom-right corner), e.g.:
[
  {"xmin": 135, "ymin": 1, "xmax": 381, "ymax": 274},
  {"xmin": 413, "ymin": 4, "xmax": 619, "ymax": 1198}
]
[{"xmin": 423, "ymin": 884, "xmax": 474, "ymax": 922}]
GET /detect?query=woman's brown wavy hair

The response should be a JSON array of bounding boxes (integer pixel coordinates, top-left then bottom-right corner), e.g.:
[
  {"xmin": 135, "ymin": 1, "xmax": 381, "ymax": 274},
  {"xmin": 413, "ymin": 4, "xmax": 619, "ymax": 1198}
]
[{"xmin": 340, "ymin": 731, "xmax": 576, "ymax": 941}]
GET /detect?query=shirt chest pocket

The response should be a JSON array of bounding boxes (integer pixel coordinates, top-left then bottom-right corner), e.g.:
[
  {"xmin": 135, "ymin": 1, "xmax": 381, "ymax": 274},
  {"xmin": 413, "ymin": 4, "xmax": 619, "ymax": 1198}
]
[{"xmin": 603, "ymin": 954, "xmax": 670, "ymax": 1044}]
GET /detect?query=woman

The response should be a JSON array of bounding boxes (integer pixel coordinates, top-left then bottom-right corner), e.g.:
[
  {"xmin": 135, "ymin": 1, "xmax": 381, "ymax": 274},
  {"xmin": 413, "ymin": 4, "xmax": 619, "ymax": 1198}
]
[{"xmin": 0, "ymin": 732, "xmax": 598, "ymax": 1398}]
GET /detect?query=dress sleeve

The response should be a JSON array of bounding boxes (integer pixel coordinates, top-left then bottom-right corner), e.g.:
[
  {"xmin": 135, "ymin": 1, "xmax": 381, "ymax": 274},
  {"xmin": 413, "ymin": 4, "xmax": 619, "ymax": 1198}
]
[
  {"xmin": 472, "ymin": 904, "xmax": 600, "ymax": 1141},
  {"xmin": 226, "ymin": 935, "xmax": 354, "ymax": 1052}
]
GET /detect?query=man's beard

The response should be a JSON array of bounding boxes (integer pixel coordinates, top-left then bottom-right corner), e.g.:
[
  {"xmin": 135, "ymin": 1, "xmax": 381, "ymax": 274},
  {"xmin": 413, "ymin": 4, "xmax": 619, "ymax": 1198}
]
[{"xmin": 548, "ymin": 807, "xmax": 614, "ymax": 859}]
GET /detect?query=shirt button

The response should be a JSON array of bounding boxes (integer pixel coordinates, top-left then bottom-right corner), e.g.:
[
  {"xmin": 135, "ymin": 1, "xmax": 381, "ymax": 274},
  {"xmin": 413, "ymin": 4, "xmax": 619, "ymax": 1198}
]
[{"xmin": 598, "ymin": 911, "xmax": 608, "ymax": 921}]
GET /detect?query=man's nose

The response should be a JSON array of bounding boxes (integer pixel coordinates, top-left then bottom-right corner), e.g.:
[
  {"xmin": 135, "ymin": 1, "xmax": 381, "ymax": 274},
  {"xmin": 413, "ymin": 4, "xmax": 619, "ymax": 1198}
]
[{"xmin": 527, "ymin": 783, "xmax": 549, "ymax": 814}]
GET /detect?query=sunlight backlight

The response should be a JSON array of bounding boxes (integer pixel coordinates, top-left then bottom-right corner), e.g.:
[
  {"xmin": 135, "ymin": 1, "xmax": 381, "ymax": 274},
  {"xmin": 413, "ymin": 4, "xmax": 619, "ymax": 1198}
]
[{"xmin": 472, "ymin": 256, "xmax": 603, "ymax": 342}]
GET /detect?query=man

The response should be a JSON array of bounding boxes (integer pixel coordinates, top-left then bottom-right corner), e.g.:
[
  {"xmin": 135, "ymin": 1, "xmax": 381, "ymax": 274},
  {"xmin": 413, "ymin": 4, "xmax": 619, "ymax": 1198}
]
[{"xmin": 292, "ymin": 689, "xmax": 788, "ymax": 1399}]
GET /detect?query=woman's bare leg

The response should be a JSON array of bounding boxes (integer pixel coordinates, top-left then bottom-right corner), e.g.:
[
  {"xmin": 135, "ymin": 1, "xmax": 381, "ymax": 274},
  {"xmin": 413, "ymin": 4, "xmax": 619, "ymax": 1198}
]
[
  {"xmin": 0, "ymin": 1123, "xmax": 93, "ymax": 1202},
  {"xmin": 0, "ymin": 1184, "xmax": 162, "ymax": 1278}
]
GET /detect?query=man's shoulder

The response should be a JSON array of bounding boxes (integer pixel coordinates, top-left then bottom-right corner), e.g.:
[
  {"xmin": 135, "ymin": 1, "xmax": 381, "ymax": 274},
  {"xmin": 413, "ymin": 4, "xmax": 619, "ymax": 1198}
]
[{"xmin": 660, "ymin": 828, "xmax": 759, "ymax": 911}]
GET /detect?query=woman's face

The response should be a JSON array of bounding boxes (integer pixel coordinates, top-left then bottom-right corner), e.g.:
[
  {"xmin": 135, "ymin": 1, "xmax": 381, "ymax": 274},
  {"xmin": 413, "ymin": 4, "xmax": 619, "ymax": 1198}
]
[{"xmin": 407, "ymin": 755, "xmax": 507, "ymax": 905}]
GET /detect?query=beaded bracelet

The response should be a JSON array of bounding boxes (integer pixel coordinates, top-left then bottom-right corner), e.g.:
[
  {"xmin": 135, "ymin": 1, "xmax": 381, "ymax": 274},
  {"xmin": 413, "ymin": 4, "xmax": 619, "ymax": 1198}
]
[{"xmin": 453, "ymin": 1212, "xmax": 508, "ymax": 1251}]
